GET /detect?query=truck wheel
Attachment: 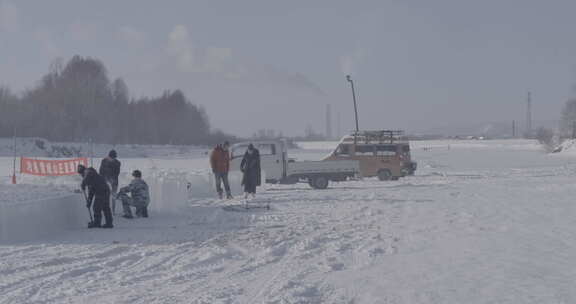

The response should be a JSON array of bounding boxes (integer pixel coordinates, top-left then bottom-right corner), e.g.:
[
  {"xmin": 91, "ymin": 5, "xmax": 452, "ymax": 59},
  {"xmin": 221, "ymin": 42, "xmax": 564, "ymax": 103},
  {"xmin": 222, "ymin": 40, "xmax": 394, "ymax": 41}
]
[
  {"xmin": 311, "ymin": 176, "xmax": 329, "ymax": 189},
  {"xmin": 377, "ymin": 169, "xmax": 392, "ymax": 181}
]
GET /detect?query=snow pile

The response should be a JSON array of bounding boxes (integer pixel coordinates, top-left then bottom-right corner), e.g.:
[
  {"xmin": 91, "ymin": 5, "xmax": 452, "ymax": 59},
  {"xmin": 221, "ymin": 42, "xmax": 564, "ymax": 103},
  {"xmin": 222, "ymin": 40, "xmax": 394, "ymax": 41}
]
[
  {"xmin": 148, "ymin": 171, "xmax": 190, "ymax": 215},
  {"xmin": 148, "ymin": 170, "xmax": 248, "ymax": 214},
  {"xmin": 553, "ymin": 139, "xmax": 576, "ymax": 155},
  {"xmin": 0, "ymin": 184, "xmax": 72, "ymax": 204},
  {"xmin": 0, "ymin": 193, "xmax": 84, "ymax": 243},
  {"xmin": 0, "ymin": 184, "xmax": 82, "ymax": 243},
  {"xmin": 0, "ymin": 143, "xmax": 266, "ymax": 244},
  {"xmin": 0, "ymin": 170, "xmax": 244, "ymax": 242}
]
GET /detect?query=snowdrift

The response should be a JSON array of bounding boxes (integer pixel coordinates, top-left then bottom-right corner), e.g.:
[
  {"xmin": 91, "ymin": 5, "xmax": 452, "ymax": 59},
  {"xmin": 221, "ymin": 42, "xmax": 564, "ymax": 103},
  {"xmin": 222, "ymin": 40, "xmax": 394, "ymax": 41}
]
[
  {"xmin": 0, "ymin": 170, "xmax": 253, "ymax": 243},
  {"xmin": 554, "ymin": 139, "xmax": 576, "ymax": 155},
  {"xmin": 0, "ymin": 194, "xmax": 85, "ymax": 243},
  {"xmin": 149, "ymin": 170, "xmax": 247, "ymax": 215}
]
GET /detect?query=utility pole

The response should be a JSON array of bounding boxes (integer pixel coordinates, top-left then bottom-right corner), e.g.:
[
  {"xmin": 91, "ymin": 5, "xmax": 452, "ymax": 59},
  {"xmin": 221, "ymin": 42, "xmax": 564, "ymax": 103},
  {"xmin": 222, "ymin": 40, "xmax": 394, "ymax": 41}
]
[
  {"xmin": 12, "ymin": 126, "xmax": 16, "ymax": 184},
  {"xmin": 346, "ymin": 75, "xmax": 360, "ymax": 133},
  {"xmin": 89, "ymin": 138, "xmax": 94, "ymax": 167},
  {"xmin": 512, "ymin": 120, "xmax": 516, "ymax": 138}
]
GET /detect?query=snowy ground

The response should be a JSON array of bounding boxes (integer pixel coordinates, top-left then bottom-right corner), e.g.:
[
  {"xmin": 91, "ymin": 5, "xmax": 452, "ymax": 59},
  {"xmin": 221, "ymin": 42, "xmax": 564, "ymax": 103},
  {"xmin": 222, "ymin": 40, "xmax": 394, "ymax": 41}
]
[
  {"xmin": 3, "ymin": 139, "xmax": 576, "ymax": 303},
  {"xmin": 0, "ymin": 184, "xmax": 71, "ymax": 204}
]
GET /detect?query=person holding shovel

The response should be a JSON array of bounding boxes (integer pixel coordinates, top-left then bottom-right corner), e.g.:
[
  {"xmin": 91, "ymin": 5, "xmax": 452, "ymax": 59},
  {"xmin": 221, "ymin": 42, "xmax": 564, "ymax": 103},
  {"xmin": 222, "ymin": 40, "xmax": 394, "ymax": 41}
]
[{"xmin": 78, "ymin": 165, "xmax": 113, "ymax": 228}]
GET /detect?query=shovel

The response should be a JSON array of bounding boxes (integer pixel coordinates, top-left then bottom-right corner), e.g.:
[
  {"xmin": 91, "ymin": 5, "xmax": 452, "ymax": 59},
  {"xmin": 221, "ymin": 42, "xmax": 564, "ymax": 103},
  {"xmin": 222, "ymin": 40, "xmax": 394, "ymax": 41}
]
[{"xmin": 82, "ymin": 189, "xmax": 94, "ymax": 227}]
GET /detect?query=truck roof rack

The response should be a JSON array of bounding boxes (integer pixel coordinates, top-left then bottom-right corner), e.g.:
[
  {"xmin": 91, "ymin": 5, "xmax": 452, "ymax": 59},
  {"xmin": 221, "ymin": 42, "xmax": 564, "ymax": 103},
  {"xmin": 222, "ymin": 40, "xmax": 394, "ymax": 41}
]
[{"xmin": 347, "ymin": 130, "xmax": 406, "ymax": 144}]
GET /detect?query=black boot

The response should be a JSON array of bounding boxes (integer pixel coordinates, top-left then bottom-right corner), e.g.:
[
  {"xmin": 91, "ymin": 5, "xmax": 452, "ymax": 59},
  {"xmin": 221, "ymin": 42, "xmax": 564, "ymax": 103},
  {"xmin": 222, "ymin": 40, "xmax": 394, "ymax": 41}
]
[
  {"xmin": 142, "ymin": 207, "xmax": 148, "ymax": 218},
  {"xmin": 89, "ymin": 215, "xmax": 102, "ymax": 228},
  {"xmin": 88, "ymin": 221, "xmax": 101, "ymax": 228}
]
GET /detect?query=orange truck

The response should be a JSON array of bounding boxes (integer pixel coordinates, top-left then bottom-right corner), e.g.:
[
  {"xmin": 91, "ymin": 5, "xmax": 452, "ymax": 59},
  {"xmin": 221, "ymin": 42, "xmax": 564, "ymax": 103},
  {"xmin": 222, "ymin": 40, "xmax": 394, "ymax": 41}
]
[{"xmin": 323, "ymin": 130, "xmax": 417, "ymax": 180}]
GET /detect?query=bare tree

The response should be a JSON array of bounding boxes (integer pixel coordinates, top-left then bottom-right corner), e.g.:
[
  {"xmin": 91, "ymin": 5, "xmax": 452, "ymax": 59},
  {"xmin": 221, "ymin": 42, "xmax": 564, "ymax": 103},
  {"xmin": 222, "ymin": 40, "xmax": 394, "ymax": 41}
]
[
  {"xmin": 1, "ymin": 55, "xmax": 233, "ymax": 145},
  {"xmin": 536, "ymin": 127, "xmax": 555, "ymax": 152}
]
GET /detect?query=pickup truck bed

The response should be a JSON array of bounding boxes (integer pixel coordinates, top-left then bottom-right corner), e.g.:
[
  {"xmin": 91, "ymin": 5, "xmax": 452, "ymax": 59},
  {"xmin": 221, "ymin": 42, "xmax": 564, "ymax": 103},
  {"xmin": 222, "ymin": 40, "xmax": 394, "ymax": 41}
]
[
  {"xmin": 284, "ymin": 160, "xmax": 359, "ymax": 189},
  {"xmin": 287, "ymin": 160, "xmax": 359, "ymax": 176},
  {"xmin": 230, "ymin": 140, "xmax": 360, "ymax": 189}
]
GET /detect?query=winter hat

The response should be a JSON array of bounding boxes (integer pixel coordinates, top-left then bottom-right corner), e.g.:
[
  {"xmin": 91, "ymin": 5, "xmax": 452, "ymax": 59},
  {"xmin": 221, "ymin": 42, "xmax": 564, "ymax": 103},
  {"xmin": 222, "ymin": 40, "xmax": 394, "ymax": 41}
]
[
  {"xmin": 86, "ymin": 167, "xmax": 97, "ymax": 177},
  {"xmin": 77, "ymin": 164, "xmax": 86, "ymax": 175},
  {"xmin": 132, "ymin": 170, "xmax": 142, "ymax": 178},
  {"xmin": 109, "ymin": 150, "xmax": 117, "ymax": 159}
]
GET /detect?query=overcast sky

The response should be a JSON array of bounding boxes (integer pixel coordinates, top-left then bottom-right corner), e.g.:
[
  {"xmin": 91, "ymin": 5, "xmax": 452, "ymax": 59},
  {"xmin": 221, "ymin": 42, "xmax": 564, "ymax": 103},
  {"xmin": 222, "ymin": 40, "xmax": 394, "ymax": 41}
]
[{"xmin": 1, "ymin": 0, "xmax": 576, "ymax": 136}]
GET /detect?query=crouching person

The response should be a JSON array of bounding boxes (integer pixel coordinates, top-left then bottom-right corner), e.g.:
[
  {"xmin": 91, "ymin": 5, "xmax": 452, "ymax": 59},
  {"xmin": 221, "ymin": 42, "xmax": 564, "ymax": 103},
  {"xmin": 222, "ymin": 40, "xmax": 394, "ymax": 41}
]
[
  {"xmin": 80, "ymin": 166, "xmax": 114, "ymax": 228},
  {"xmin": 118, "ymin": 170, "xmax": 150, "ymax": 219}
]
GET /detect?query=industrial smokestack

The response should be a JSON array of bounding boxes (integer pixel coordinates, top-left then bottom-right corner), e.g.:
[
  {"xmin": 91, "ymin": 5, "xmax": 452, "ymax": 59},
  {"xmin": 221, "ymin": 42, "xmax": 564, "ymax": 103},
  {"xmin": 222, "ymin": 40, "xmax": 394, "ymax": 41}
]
[
  {"xmin": 526, "ymin": 91, "xmax": 532, "ymax": 137},
  {"xmin": 326, "ymin": 104, "xmax": 332, "ymax": 140}
]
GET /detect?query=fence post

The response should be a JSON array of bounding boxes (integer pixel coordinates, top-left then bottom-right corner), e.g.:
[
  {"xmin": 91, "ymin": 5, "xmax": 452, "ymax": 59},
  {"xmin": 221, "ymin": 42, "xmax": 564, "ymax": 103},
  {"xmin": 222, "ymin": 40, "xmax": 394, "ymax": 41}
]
[{"xmin": 12, "ymin": 133, "xmax": 17, "ymax": 184}]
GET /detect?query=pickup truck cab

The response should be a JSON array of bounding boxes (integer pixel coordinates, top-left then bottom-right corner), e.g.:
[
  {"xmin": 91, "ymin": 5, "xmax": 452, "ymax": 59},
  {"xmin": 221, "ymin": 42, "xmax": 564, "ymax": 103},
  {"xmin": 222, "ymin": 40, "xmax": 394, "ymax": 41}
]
[{"xmin": 230, "ymin": 140, "xmax": 359, "ymax": 189}]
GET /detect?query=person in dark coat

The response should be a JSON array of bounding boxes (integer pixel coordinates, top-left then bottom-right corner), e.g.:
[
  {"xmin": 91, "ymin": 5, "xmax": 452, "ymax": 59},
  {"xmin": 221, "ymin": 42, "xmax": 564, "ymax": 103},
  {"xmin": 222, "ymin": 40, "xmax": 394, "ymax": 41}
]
[
  {"xmin": 81, "ymin": 167, "xmax": 113, "ymax": 228},
  {"xmin": 240, "ymin": 143, "xmax": 261, "ymax": 198},
  {"xmin": 99, "ymin": 150, "xmax": 121, "ymax": 213}
]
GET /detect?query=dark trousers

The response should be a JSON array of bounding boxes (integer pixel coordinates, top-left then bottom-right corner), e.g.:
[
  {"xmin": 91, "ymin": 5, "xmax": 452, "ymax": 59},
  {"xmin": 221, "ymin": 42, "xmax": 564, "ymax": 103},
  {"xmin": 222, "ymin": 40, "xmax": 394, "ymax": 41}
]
[
  {"xmin": 214, "ymin": 172, "xmax": 231, "ymax": 196},
  {"xmin": 93, "ymin": 194, "xmax": 113, "ymax": 226},
  {"xmin": 242, "ymin": 171, "xmax": 258, "ymax": 194},
  {"xmin": 118, "ymin": 193, "xmax": 148, "ymax": 217},
  {"xmin": 106, "ymin": 178, "xmax": 119, "ymax": 214}
]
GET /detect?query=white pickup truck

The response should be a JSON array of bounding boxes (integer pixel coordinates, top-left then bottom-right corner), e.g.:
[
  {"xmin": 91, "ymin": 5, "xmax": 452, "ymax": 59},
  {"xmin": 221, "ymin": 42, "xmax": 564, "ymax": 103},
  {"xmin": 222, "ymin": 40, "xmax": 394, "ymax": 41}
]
[{"xmin": 230, "ymin": 140, "xmax": 359, "ymax": 189}]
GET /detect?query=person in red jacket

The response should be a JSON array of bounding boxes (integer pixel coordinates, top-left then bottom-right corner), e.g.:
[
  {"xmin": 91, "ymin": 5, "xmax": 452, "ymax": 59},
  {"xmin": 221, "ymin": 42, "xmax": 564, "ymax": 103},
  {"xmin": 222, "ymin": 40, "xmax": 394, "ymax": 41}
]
[{"xmin": 210, "ymin": 141, "xmax": 232, "ymax": 199}]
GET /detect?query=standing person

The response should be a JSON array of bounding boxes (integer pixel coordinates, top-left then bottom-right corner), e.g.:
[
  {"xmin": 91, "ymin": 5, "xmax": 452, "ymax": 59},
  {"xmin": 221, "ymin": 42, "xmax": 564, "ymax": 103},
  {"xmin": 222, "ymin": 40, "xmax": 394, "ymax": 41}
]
[
  {"xmin": 210, "ymin": 141, "xmax": 233, "ymax": 199},
  {"xmin": 240, "ymin": 143, "xmax": 261, "ymax": 198},
  {"xmin": 117, "ymin": 170, "xmax": 150, "ymax": 219},
  {"xmin": 99, "ymin": 150, "xmax": 121, "ymax": 214},
  {"xmin": 81, "ymin": 167, "xmax": 113, "ymax": 228}
]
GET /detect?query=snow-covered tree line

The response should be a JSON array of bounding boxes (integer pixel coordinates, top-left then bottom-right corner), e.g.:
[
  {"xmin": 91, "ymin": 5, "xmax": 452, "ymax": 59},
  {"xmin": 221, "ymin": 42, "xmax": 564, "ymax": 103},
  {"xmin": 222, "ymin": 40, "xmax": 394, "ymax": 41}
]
[{"xmin": 0, "ymin": 56, "xmax": 232, "ymax": 145}]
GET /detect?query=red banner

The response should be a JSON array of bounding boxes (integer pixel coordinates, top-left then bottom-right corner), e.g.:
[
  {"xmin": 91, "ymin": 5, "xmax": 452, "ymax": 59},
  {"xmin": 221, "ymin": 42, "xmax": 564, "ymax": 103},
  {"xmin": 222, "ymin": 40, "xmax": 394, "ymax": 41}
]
[{"xmin": 20, "ymin": 157, "xmax": 88, "ymax": 176}]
